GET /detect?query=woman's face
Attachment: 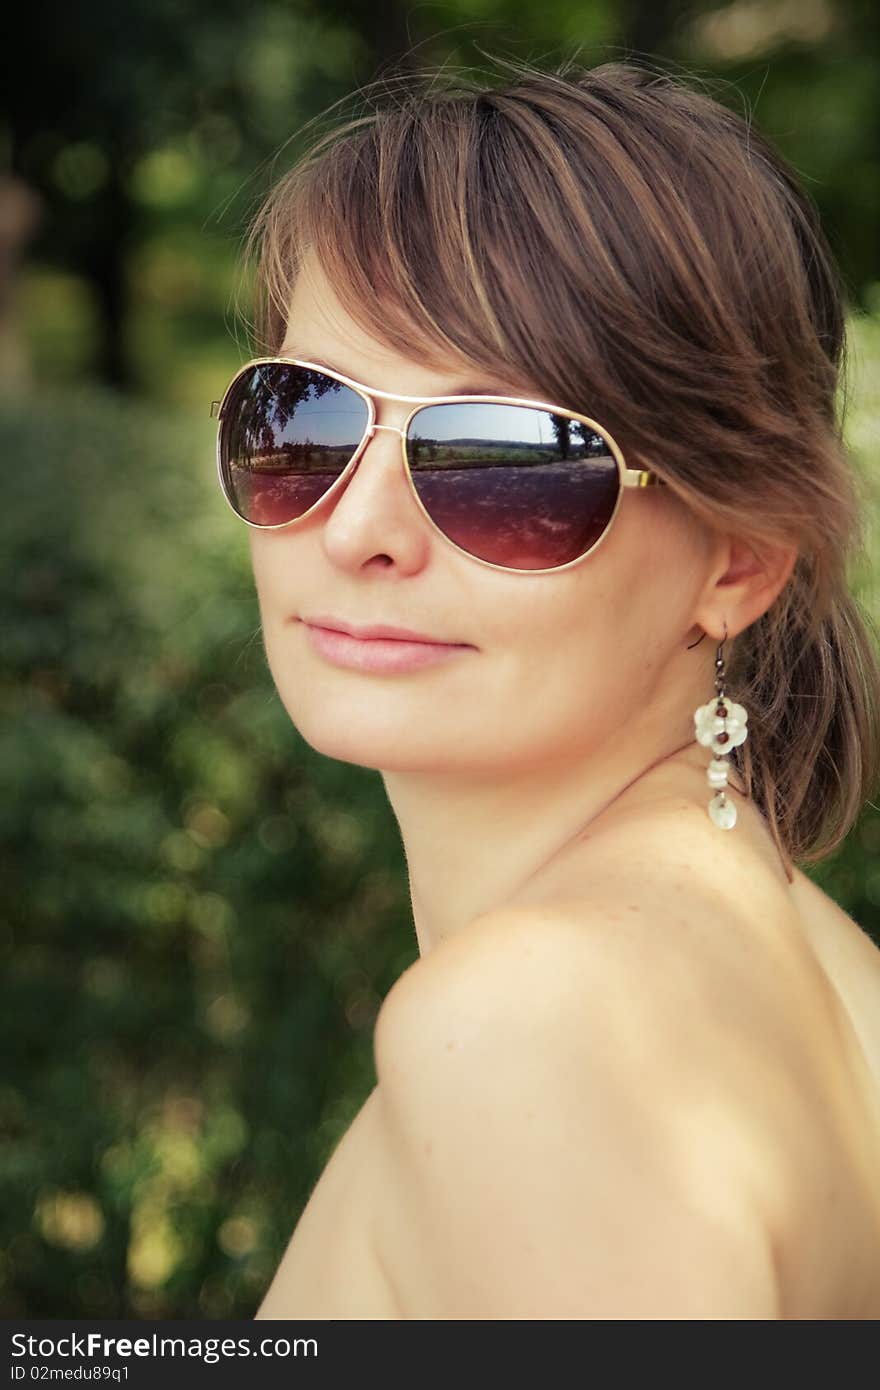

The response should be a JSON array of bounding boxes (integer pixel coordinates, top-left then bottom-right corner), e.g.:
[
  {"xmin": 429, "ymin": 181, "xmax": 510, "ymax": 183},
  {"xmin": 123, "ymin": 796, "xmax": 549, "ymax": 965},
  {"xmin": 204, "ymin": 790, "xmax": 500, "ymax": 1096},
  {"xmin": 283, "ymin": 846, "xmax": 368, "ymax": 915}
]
[{"xmin": 247, "ymin": 253, "xmax": 715, "ymax": 776}]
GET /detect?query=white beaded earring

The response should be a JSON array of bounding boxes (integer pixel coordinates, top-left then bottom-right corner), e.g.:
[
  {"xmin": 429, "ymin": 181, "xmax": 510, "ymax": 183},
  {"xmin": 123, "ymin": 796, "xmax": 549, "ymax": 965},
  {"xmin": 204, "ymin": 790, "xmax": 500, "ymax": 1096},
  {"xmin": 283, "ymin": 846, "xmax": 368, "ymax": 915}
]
[{"xmin": 692, "ymin": 622, "xmax": 748, "ymax": 829}]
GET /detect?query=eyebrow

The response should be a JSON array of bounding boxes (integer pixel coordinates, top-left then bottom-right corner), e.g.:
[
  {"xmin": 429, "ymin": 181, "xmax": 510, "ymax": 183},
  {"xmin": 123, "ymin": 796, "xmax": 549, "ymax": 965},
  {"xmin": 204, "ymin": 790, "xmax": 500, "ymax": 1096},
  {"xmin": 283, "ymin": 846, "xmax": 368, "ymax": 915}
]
[{"xmin": 278, "ymin": 348, "xmax": 526, "ymax": 398}]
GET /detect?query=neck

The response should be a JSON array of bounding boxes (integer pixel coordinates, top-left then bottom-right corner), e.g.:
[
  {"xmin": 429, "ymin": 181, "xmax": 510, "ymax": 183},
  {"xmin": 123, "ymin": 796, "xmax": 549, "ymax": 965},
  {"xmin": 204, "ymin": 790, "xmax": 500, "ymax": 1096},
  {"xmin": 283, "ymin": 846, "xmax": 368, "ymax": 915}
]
[{"xmin": 382, "ymin": 722, "xmax": 705, "ymax": 957}]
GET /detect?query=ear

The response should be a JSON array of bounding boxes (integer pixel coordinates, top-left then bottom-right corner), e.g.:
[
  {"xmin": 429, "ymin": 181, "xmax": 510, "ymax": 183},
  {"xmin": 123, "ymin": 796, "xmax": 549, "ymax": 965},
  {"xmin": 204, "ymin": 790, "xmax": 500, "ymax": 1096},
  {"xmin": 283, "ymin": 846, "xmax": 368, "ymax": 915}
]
[{"xmin": 694, "ymin": 534, "xmax": 799, "ymax": 640}]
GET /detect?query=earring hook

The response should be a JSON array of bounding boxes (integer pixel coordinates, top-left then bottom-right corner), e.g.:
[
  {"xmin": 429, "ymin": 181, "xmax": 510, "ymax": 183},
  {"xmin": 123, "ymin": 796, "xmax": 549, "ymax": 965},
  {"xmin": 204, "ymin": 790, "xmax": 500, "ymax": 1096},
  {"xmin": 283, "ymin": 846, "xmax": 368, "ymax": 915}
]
[{"xmin": 687, "ymin": 619, "xmax": 729, "ymax": 652}]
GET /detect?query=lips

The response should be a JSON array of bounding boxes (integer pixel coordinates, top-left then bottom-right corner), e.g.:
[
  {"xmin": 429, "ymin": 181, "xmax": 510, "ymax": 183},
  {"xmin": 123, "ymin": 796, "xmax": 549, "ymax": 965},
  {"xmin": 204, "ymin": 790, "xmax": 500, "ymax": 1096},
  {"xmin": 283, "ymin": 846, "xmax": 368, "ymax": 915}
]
[
  {"xmin": 300, "ymin": 614, "xmax": 468, "ymax": 646},
  {"xmin": 301, "ymin": 619, "xmax": 474, "ymax": 674}
]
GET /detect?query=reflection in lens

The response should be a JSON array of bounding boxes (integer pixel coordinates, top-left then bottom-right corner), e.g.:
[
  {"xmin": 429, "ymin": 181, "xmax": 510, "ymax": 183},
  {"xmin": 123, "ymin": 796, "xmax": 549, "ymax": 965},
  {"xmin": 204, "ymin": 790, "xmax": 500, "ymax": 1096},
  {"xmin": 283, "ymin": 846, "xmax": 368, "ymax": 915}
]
[
  {"xmin": 219, "ymin": 364, "xmax": 369, "ymax": 525},
  {"xmin": 407, "ymin": 403, "xmax": 620, "ymax": 568}
]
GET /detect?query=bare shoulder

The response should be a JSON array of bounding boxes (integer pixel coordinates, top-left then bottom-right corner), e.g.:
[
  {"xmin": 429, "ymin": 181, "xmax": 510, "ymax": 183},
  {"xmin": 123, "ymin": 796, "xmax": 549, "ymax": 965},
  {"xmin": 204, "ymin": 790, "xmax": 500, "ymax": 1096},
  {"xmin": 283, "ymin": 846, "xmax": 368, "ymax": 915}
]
[
  {"xmin": 371, "ymin": 809, "xmax": 786, "ymax": 1318},
  {"xmin": 373, "ymin": 799, "xmax": 880, "ymax": 1317},
  {"xmin": 376, "ymin": 794, "xmax": 820, "ymax": 1062}
]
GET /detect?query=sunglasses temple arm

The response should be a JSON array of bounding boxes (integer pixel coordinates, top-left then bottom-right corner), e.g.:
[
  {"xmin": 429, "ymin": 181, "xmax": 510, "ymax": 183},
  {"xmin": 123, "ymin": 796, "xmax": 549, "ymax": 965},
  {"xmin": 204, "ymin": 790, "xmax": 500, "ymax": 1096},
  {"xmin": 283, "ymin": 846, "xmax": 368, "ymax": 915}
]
[{"xmin": 623, "ymin": 467, "xmax": 665, "ymax": 487}]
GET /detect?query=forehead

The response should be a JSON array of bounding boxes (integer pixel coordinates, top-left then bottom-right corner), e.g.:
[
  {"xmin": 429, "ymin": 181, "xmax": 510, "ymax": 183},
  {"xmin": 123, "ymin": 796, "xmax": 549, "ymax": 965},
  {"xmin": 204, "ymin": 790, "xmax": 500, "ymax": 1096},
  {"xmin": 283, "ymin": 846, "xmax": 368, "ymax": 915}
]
[{"xmin": 279, "ymin": 252, "xmax": 539, "ymax": 399}]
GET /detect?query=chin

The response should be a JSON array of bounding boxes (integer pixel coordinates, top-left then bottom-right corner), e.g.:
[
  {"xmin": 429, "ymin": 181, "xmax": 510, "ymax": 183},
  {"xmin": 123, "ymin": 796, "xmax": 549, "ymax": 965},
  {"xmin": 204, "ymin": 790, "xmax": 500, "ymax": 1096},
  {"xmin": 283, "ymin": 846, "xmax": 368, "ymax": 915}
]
[{"xmin": 272, "ymin": 686, "xmax": 414, "ymax": 764}]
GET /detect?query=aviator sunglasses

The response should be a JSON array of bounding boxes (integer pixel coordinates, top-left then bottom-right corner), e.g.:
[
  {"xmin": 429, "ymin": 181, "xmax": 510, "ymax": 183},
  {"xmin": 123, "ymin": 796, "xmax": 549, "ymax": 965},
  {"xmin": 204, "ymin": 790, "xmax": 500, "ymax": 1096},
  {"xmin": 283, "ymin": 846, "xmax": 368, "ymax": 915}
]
[{"xmin": 212, "ymin": 358, "xmax": 667, "ymax": 573}]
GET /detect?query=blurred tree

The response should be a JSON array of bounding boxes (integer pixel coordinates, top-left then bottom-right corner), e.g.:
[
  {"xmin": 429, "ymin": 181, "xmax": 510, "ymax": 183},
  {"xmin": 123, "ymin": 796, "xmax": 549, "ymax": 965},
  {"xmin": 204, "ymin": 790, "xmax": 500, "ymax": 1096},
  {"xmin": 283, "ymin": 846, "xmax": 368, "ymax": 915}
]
[
  {"xmin": 0, "ymin": 176, "xmax": 41, "ymax": 387},
  {"xmin": 3, "ymin": 0, "xmax": 424, "ymax": 389},
  {"xmin": 5, "ymin": 1, "xmax": 879, "ymax": 395}
]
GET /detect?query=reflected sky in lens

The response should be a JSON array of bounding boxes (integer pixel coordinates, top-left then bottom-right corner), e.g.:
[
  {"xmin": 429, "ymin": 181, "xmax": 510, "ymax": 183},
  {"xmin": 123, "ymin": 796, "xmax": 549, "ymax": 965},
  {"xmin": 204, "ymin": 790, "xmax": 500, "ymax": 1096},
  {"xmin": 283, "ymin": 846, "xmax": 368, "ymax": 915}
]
[
  {"xmin": 245, "ymin": 368, "xmax": 366, "ymax": 449},
  {"xmin": 408, "ymin": 402, "xmax": 612, "ymax": 464},
  {"xmin": 418, "ymin": 400, "xmax": 551, "ymax": 441}
]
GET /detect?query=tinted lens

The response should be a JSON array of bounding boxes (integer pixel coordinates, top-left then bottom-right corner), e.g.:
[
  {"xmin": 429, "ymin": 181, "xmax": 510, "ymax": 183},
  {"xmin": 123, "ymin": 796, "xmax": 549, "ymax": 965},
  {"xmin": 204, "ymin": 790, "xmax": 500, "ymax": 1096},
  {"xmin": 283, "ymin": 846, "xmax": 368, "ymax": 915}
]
[
  {"xmin": 219, "ymin": 363, "xmax": 369, "ymax": 525},
  {"xmin": 406, "ymin": 403, "xmax": 620, "ymax": 569}
]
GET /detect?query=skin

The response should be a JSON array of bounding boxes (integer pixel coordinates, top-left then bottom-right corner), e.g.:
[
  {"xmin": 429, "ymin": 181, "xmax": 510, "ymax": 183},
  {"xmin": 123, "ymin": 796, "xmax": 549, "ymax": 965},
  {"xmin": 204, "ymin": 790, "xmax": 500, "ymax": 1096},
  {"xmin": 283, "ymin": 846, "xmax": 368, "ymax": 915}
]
[{"xmin": 247, "ymin": 247, "xmax": 798, "ymax": 958}]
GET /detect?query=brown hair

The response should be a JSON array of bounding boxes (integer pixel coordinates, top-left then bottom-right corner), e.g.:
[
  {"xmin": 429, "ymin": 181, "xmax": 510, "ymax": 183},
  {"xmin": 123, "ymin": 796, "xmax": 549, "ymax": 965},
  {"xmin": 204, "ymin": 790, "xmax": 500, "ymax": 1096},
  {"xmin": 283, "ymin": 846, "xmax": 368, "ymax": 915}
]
[{"xmin": 240, "ymin": 51, "xmax": 880, "ymax": 883}]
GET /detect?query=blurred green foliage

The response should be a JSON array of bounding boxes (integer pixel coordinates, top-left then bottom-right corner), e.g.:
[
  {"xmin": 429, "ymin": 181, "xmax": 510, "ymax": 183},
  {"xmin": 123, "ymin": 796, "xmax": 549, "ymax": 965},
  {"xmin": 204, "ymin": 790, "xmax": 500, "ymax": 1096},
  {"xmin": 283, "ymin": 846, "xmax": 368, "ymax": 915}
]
[
  {"xmin": 3, "ymin": 0, "xmax": 880, "ymax": 1320},
  {"xmin": 0, "ymin": 387, "xmax": 418, "ymax": 1316}
]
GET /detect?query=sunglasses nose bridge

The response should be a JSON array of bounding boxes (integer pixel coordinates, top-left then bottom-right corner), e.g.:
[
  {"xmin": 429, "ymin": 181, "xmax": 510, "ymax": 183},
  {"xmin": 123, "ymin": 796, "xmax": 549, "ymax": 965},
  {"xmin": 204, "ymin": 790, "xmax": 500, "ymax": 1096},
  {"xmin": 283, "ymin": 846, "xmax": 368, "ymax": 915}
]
[{"xmin": 366, "ymin": 423, "xmax": 407, "ymax": 438}]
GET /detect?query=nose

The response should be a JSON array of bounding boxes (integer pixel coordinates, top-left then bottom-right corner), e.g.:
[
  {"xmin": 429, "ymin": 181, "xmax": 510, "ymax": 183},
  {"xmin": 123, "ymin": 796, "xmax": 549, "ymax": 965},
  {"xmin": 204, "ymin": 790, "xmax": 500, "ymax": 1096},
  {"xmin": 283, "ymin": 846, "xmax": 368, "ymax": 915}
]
[{"xmin": 314, "ymin": 412, "xmax": 433, "ymax": 573}]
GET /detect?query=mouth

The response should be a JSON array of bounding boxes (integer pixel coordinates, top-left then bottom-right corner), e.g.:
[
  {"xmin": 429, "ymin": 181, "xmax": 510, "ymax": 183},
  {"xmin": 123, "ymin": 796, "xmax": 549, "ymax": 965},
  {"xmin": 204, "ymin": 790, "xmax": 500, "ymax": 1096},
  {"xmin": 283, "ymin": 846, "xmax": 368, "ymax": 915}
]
[
  {"xmin": 297, "ymin": 616, "xmax": 475, "ymax": 673},
  {"xmin": 299, "ymin": 614, "xmax": 472, "ymax": 647}
]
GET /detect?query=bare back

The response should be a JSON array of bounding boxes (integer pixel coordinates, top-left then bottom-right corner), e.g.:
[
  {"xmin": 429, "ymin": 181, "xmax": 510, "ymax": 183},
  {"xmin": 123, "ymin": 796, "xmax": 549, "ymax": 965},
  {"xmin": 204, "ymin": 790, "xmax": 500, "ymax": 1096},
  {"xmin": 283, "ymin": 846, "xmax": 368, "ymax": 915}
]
[{"xmin": 256, "ymin": 756, "xmax": 880, "ymax": 1319}]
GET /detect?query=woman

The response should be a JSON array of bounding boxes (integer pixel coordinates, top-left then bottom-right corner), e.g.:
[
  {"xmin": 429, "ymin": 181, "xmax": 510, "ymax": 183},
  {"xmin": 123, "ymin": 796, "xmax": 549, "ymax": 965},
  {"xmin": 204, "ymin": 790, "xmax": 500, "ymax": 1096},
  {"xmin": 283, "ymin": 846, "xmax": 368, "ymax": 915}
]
[{"xmin": 213, "ymin": 54, "xmax": 880, "ymax": 1318}]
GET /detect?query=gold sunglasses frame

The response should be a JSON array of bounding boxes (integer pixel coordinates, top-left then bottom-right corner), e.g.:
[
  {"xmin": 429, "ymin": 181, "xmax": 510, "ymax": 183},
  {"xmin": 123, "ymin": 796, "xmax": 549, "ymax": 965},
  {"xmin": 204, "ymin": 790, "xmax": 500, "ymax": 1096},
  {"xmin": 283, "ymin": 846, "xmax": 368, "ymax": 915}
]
[{"xmin": 212, "ymin": 356, "xmax": 667, "ymax": 576}]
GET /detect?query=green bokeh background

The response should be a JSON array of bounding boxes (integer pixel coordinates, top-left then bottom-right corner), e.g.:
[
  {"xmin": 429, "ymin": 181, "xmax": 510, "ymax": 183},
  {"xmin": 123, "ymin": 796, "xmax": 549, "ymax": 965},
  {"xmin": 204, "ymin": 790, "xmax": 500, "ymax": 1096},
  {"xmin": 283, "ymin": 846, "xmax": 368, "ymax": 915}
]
[{"xmin": 2, "ymin": 1, "xmax": 879, "ymax": 1317}]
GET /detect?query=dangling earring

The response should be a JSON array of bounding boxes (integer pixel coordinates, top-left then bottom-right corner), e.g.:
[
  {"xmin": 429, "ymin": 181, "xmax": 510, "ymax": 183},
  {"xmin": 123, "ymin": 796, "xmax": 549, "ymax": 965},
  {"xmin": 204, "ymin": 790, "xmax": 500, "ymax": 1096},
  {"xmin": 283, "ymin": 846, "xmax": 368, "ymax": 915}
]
[{"xmin": 692, "ymin": 622, "xmax": 748, "ymax": 829}]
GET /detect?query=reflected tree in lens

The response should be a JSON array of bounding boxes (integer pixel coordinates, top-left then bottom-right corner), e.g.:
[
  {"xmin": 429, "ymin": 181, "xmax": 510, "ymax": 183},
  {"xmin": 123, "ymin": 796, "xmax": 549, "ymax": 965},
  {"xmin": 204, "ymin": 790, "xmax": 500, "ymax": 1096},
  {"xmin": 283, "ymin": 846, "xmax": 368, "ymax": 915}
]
[
  {"xmin": 223, "ymin": 365, "xmax": 367, "ymax": 525},
  {"xmin": 551, "ymin": 414, "xmax": 571, "ymax": 458},
  {"xmin": 572, "ymin": 420, "xmax": 614, "ymax": 458},
  {"xmin": 232, "ymin": 365, "xmax": 340, "ymax": 472}
]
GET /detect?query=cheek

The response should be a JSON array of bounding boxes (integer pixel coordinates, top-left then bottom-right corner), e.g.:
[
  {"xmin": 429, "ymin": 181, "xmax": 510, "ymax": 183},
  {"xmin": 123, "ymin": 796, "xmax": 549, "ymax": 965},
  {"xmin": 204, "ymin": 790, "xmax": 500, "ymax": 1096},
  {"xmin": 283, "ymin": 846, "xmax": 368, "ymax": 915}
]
[
  {"xmin": 477, "ymin": 520, "xmax": 682, "ymax": 728},
  {"xmin": 504, "ymin": 611, "xmax": 636, "ymax": 725},
  {"xmin": 247, "ymin": 530, "xmax": 273, "ymax": 592},
  {"xmin": 248, "ymin": 531, "xmax": 297, "ymax": 620},
  {"xmin": 464, "ymin": 581, "xmax": 634, "ymax": 748}
]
